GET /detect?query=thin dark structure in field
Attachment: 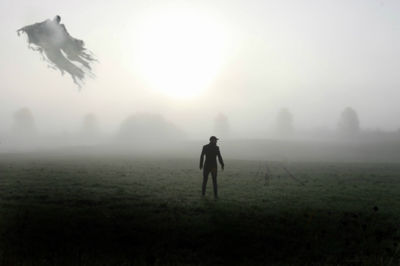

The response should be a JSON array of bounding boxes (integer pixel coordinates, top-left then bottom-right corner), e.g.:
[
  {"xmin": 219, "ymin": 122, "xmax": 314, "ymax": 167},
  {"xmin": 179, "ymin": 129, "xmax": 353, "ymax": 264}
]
[
  {"xmin": 264, "ymin": 162, "xmax": 271, "ymax": 186},
  {"xmin": 255, "ymin": 161, "xmax": 263, "ymax": 177},
  {"xmin": 256, "ymin": 161, "xmax": 306, "ymax": 186},
  {"xmin": 281, "ymin": 165, "xmax": 306, "ymax": 186},
  {"xmin": 255, "ymin": 161, "xmax": 271, "ymax": 186}
]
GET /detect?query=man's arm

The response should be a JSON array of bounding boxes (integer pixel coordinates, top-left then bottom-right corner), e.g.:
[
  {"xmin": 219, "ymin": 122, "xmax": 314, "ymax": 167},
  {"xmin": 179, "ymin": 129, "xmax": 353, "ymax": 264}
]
[
  {"xmin": 199, "ymin": 146, "xmax": 205, "ymax": 169},
  {"xmin": 217, "ymin": 147, "xmax": 224, "ymax": 170}
]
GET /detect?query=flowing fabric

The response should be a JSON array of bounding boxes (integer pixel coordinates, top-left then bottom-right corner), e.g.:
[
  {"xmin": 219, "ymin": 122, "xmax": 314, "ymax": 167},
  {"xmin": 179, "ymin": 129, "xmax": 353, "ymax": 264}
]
[{"xmin": 17, "ymin": 16, "xmax": 96, "ymax": 88}]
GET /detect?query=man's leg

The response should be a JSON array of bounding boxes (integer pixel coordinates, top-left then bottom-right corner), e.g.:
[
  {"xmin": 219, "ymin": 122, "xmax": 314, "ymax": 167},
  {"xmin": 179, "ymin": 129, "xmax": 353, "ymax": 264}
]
[
  {"xmin": 202, "ymin": 168, "xmax": 210, "ymax": 196},
  {"xmin": 211, "ymin": 168, "xmax": 218, "ymax": 198}
]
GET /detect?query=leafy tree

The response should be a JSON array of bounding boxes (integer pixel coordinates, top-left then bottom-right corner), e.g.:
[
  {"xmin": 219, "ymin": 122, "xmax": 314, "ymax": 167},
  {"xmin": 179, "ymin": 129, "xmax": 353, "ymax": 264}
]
[
  {"xmin": 12, "ymin": 107, "xmax": 36, "ymax": 136},
  {"xmin": 338, "ymin": 107, "xmax": 360, "ymax": 135}
]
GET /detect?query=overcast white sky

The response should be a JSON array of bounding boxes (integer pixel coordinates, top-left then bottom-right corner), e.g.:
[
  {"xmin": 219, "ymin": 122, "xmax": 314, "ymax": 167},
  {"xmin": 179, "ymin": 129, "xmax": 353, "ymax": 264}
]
[{"xmin": 0, "ymin": 0, "xmax": 399, "ymax": 138}]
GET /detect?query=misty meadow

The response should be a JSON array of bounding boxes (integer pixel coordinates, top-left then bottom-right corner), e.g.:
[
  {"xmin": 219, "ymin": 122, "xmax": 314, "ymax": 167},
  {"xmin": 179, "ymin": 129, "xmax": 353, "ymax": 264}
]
[{"xmin": 1, "ymin": 0, "xmax": 400, "ymax": 265}]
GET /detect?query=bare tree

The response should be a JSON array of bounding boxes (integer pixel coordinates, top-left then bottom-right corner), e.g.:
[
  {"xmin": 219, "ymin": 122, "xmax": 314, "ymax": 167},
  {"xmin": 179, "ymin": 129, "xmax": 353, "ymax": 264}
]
[
  {"xmin": 214, "ymin": 113, "xmax": 230, "ymax": 138},
  {"xmin": 275, "ymin": 108, "xmax": 294, "ymax": 136},
  {"xmin": 338, "ymin": 107, "xmax": 360, "ymax": 135}
]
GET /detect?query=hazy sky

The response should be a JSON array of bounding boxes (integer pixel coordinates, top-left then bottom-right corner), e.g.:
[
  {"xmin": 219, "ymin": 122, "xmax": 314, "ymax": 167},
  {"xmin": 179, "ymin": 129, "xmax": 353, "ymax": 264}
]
[{"xmin": 1, "ymin": 0, "xmax": 399, "ymax": 137}]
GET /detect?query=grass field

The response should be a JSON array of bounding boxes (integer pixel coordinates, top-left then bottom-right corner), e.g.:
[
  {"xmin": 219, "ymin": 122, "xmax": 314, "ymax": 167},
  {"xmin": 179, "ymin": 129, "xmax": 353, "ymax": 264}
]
[{"xmin": 0, "ymin": 153, "xmax": 399, "ymax": 265}]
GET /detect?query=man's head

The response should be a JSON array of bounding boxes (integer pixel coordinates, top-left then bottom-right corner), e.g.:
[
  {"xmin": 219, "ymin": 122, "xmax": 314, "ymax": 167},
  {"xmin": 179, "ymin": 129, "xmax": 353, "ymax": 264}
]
[
  {"xmin": 209, "ymin": 136, "xmax": 218, "ymax": 145},
  {"xmin": 53, "ymin": 15, "xmax": 61, "ymax": 24}
]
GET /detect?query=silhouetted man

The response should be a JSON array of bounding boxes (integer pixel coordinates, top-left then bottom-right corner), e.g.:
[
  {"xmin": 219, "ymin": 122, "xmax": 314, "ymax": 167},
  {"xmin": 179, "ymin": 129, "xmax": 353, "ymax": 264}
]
[{"xmin": 200, "ymin": 136, "xmax": 224, "ymax": 198}]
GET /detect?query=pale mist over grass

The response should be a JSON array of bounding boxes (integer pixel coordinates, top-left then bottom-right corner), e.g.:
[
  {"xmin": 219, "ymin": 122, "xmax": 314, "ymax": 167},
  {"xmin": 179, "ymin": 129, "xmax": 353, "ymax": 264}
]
[{"xmin": 1, "ymin": 105, "xmax": 400, "ymax": 163}]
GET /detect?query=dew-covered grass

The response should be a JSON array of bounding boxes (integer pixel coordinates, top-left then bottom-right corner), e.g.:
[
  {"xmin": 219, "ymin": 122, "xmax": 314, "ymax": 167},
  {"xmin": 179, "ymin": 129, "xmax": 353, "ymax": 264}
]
[{"xmin": 0, "ymin": 153, "xmax": 399, "ymax": 265}]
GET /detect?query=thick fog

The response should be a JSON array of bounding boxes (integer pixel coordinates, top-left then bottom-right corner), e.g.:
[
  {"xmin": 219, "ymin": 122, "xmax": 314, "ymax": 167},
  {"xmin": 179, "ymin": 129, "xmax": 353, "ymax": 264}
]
[{"xmin": 1, "ymin": 0, "xmax": 400, "ymax": 161}]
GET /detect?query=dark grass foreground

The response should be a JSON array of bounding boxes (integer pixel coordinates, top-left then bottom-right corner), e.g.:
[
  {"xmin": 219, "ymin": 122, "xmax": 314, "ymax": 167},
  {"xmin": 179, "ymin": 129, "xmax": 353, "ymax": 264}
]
[{"xmin": 0, "ymin": 153, "xmax": 399, "ymax": 265}]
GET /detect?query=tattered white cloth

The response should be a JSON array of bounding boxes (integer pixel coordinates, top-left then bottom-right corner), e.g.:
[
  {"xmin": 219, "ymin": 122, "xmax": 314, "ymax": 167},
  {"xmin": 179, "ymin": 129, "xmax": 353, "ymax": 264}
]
[{"xmin": 17, "ymin": 15, "xmax": 96, "ymax": 88}]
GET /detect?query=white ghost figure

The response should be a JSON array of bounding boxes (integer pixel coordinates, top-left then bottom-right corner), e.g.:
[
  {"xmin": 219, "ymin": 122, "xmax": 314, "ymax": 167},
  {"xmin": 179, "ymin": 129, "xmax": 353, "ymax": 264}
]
[{"xmin": 17, "ymin": 15, "xmax": 96, "ymax": 88}]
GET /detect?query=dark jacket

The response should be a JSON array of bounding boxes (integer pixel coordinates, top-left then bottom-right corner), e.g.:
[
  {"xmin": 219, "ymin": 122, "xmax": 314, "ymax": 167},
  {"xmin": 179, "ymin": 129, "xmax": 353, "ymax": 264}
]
[{"xmin": 200, "ymin": 144, "xmax": 224, "ymax": 169}]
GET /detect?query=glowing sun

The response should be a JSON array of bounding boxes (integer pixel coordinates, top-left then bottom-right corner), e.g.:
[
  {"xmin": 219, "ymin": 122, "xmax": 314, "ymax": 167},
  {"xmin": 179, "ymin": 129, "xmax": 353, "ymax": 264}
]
[{"xmin": 135, "ymin": 8, "xmax": 227, "ymax": 99}]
